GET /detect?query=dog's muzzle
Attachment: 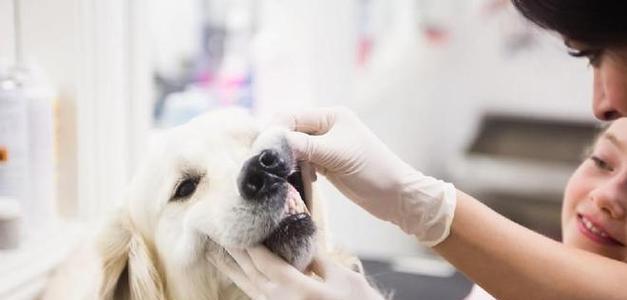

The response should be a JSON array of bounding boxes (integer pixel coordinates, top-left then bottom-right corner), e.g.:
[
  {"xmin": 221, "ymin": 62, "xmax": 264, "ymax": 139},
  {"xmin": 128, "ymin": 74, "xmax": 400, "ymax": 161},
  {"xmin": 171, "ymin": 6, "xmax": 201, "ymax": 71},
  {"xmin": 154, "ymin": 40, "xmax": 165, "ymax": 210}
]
[{"xmin": 237, "ymin": 147, "xmax": 315, "ymax": 270}]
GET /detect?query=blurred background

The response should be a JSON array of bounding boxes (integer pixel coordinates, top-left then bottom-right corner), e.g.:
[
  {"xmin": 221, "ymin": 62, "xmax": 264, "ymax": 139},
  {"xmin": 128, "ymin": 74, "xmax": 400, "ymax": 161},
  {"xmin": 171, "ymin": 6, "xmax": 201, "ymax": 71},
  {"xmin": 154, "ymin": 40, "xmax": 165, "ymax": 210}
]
[{"xmin": 0, "ymin": 0, "xmax": 602, "ymax": 298}]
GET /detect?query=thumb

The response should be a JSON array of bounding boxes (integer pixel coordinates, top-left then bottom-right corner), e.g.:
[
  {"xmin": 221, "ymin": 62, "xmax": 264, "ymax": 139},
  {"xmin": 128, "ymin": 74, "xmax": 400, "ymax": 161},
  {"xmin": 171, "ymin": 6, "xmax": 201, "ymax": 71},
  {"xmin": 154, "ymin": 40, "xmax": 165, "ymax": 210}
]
[
  {"xmin": 309, "ymin": 255, "xmax": 349, "ymax": 281},
  {"xmin": 285, "ymin": 131, "xmax": 330, "ymax": 166},
  {"xmin": 271, "ymin": 108, "xmax": 338, "ymax": 135}
]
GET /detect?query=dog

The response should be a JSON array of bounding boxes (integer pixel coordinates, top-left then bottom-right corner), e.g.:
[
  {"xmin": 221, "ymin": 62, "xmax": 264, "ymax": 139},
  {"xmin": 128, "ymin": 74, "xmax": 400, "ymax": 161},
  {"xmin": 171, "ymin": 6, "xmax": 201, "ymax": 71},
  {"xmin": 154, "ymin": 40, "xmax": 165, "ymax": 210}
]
[{"xmin": 43, "ymin": 108, "xmax": 365, "ymax": 300}]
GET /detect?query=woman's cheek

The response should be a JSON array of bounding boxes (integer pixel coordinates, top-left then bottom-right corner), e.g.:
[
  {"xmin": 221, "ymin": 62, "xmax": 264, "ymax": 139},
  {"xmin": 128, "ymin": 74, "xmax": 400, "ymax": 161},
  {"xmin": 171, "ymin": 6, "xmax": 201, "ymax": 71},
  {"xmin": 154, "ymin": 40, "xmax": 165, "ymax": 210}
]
[{"xmin": 561, "ymin": 167, "xmax": 590, "ymax": 228}]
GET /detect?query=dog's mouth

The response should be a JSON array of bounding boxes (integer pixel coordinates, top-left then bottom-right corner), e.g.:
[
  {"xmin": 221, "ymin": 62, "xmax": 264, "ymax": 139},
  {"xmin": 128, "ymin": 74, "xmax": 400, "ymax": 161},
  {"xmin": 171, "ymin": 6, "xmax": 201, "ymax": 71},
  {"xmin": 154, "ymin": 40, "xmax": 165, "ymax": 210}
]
[
  {"xmin": 234, "ymin": 130, "xmax": 318, "ymax": 270},
  {"xmin": 261, "ymin": 164, "xmax": 316, "ymax": 269}
]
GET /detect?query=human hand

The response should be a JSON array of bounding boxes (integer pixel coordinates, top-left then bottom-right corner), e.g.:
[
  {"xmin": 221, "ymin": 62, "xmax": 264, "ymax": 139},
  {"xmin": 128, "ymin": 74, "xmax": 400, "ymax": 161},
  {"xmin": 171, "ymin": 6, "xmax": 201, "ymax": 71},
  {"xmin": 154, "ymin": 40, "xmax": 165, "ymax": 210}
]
[
  {"xmin": 276, "ymin": 107, "xmax": 457, "ymax": 246},
  {"xmin": 216, "ymin": 246, "xmax": 384, "ymax": 300}
]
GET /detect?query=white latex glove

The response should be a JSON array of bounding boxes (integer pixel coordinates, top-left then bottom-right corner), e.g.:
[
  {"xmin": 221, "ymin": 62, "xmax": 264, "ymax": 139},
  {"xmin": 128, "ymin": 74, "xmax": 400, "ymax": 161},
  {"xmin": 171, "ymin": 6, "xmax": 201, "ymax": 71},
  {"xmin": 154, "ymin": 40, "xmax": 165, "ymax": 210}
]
[
  {"xmin": 214, "ymin": 246, "xmax": 385, "ymax": 300},
  {"xmin": 276, "ymin": 107, "xmax": 457, "ymax": 246}
]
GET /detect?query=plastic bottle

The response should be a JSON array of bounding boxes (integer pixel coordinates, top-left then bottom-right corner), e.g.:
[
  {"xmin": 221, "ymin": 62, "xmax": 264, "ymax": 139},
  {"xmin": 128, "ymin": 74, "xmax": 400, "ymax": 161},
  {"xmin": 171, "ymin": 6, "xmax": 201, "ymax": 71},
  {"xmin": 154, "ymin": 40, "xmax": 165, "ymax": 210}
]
[
  {"xmin": 0, "ymin": 65, "xmax": 56, "ymax": 231},
  {"xmin": 0, "ymin": 67, "xmax": 29, "ymax": 225}
]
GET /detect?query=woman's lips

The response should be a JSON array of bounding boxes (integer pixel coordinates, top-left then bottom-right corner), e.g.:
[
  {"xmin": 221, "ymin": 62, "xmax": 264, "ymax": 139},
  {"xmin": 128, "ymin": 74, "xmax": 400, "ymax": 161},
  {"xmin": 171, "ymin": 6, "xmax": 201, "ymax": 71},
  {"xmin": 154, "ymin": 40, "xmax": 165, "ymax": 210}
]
[{"xmin": 576, "ymin": 214, "xmax": 625, "ymax": 247}]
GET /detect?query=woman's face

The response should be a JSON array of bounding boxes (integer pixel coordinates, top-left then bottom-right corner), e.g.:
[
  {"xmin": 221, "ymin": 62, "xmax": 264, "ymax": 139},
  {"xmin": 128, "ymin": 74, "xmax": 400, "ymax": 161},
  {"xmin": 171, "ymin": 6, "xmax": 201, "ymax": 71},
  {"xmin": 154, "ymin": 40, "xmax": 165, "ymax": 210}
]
[
  {"xmin": 562, "ymin": 118, "xmax": 627, "ymax": 261},
  {"xmin": 569, "ymin": 42, "xmax": 627, "ymax": 120}
]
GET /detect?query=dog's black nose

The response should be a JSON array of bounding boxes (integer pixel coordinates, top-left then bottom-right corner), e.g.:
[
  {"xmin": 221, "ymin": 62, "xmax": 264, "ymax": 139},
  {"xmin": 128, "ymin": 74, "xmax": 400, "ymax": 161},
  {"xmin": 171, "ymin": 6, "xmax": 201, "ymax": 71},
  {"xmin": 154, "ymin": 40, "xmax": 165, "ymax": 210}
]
[{"xmin": 238, "ymin": 150, "xmax": 290, "ymax": 200}]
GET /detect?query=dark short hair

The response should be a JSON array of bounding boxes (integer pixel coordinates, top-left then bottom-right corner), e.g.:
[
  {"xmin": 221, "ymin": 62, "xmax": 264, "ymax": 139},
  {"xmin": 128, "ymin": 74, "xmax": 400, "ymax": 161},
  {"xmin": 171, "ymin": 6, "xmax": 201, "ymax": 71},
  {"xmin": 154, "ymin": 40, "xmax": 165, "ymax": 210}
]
[{"xmin": 511, "ymin": 0, "xmax": 627, "ymax": 47}]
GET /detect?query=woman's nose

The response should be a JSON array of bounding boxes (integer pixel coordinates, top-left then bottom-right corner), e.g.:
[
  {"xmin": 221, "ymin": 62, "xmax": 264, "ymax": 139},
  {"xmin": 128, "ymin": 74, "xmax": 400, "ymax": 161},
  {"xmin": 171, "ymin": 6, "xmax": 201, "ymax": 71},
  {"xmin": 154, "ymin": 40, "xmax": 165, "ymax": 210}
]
[
  {"xmin": 593, "ymin": 95, "xmax": 622, "ymax": 121},
  {"xmin": 591, "ymin": 177, "xmax": 627, "ymax": 219},
  {"xmin": 592, "ymin": 65, "xmax": 627, "ymax": 121}
]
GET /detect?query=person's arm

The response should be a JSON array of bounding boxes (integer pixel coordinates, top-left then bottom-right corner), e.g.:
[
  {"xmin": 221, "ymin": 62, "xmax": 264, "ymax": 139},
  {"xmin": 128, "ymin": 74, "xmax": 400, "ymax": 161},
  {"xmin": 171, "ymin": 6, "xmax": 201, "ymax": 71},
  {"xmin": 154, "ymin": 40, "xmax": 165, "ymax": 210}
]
[{"xmin": 434, "ymin": 190, "xmax": 627, "ymax": 300}]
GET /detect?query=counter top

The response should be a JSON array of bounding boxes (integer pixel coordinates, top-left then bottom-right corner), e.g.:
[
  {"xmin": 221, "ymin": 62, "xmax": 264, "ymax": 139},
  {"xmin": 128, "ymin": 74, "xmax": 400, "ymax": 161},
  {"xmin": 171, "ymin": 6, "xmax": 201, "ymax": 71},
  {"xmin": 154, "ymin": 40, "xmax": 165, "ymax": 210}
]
[{"xmin": 362, "ymin": 258, "xmax": 473, "ymax": 300}]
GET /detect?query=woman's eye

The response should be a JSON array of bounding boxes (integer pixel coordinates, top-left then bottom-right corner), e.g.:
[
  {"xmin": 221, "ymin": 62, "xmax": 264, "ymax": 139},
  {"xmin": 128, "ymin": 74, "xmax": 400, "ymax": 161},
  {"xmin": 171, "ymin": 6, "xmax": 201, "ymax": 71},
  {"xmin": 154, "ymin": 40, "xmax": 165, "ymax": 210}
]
[
  {"xmin": 172, "ymin": 177, "xmax": 200, "ymax": 200},
  {"xmin": 568, "ymin": 49, "xmax": 603, "ymax": 67},
  {"xmin": 590, "ymin": 156, "xmax": 613, "ymax": 172}
]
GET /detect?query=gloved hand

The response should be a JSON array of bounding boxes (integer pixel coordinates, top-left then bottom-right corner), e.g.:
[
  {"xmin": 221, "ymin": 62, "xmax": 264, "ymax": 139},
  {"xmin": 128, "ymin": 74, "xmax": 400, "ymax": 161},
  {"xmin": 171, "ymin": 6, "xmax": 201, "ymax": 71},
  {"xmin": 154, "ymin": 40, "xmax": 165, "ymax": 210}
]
[
  {"xmin": 214, "ymin": 246, "xmax": 385, "ymax": 300},
  {"xmin": 276, "ymin": 107, "xmax": 457, "ymax": 246}
]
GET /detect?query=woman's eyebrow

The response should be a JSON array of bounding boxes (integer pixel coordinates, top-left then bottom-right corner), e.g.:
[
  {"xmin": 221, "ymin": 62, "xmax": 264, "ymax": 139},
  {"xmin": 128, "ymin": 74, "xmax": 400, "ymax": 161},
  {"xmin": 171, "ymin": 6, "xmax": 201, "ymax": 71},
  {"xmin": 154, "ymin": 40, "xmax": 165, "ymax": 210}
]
[
  {"xmin": 563, "ymin": 39, "xmax": 596, "ymax": 51},
  {"xmin": 603, "ymin": 132, "xmax": 625, "ymax": 151},
  {"xmin": 563, "ymin": 39, "xmax": 583, "ymax": 49}
]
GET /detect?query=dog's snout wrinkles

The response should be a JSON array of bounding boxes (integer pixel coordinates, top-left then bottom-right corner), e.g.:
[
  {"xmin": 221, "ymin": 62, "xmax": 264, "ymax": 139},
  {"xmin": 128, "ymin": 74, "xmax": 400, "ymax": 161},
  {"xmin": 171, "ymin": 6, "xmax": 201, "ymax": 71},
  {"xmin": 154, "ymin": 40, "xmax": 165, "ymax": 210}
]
[{"xmin": 238, "ymin": 149, "xmax": 290, "ymax": 200}]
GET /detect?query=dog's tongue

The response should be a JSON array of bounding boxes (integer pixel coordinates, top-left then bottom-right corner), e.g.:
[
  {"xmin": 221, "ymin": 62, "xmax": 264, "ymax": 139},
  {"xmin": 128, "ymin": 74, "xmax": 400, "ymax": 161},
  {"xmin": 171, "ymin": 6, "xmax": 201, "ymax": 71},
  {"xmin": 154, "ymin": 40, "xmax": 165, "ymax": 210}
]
[{"xmin": 285, "ymin": 184, "xmax": 309, "ymax": 216}]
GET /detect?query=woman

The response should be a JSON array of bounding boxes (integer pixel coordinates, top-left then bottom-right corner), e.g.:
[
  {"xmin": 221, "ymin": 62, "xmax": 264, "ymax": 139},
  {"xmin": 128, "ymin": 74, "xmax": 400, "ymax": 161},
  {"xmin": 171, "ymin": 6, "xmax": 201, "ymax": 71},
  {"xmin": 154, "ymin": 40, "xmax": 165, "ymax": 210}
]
[{"xmin": 227, "ymin": 1, "xmax": 627, "ymax": 299}]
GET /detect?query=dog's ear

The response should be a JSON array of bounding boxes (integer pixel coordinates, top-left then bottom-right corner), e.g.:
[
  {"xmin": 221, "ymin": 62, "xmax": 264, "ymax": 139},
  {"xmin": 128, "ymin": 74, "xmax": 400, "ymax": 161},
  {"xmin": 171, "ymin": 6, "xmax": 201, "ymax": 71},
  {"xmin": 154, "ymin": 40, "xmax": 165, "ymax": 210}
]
[{"xmin": 97, "ymin": 213, "xmax": 166, "ymax": 300}]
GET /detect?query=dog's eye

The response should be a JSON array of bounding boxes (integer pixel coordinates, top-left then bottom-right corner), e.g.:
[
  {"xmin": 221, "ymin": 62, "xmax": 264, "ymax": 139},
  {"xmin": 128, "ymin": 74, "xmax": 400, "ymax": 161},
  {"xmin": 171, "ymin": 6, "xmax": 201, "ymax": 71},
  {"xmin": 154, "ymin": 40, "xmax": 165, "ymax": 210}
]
[{"xmin": 172, "ymin": 177, "xmax": 200, "ymax": 200}]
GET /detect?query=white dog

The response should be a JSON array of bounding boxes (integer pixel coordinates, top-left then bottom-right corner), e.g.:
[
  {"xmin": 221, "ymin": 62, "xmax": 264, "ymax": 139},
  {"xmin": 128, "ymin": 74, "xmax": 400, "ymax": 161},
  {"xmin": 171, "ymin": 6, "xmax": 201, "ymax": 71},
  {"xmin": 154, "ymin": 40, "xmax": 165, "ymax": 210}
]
[{"xmin": 44, "ymin": 109, "xmax": 364, "ymax": 300}]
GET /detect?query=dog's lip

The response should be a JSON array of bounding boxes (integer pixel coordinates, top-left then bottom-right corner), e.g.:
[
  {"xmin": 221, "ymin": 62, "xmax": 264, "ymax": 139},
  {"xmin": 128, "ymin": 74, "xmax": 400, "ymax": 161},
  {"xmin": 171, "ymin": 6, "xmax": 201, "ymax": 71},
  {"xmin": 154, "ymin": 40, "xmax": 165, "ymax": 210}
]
[{"xmin": 263, "ymin": 212, "xmax": 315, "ymax": 243}]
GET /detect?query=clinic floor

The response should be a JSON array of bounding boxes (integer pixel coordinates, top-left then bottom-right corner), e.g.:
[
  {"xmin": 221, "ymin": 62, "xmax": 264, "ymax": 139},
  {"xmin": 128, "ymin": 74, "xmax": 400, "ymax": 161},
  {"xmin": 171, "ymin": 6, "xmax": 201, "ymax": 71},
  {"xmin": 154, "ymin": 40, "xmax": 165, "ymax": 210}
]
[{"xmin": 362, "ymin": 259, "xmax": 473, "ymax": 299}]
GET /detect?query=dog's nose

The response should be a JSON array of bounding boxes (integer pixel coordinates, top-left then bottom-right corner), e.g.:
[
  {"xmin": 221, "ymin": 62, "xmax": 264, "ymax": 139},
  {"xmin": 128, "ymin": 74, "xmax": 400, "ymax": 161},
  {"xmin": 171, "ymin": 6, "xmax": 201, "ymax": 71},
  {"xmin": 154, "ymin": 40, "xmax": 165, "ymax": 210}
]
[{"xmin": 238, "ymin": 150, "xmax": 290, "ymax": 200}]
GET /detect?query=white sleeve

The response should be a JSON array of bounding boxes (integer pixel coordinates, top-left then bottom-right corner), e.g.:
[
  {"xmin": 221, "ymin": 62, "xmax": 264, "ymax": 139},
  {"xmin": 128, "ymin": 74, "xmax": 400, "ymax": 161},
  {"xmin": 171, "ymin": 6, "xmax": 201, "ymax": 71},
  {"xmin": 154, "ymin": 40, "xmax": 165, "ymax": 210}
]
[{"xmin": 464, "ymin": 284, "xmax": 496, "ymax": 300}]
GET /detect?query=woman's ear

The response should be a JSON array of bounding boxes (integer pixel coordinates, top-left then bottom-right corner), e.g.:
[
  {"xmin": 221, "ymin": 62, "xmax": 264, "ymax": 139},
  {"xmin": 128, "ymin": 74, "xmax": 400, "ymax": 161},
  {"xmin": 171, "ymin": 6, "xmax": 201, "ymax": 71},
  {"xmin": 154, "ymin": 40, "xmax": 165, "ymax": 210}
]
[{"xmin": 97, "ymin": 212, "xmax": 165, "ymax": 300}]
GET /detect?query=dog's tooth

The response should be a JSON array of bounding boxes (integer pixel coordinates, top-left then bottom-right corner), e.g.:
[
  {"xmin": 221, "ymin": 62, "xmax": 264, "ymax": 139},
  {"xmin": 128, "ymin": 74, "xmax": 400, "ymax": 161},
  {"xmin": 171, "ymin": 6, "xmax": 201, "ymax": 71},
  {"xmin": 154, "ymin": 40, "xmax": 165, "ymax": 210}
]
[
  {"xmin": 291, "ymin": 199, "xmax": 299, "ymax": 211},
  {"xmin": 284, "ymin": 195, "xmax": 291, "ymax": 213},
  {"xmin": 294, "ymin": 196, "xmax": 306, "ymax": 214},
  {"xmin": 284, "ymin": 184, "xmax": 311, "ymax": 216}
]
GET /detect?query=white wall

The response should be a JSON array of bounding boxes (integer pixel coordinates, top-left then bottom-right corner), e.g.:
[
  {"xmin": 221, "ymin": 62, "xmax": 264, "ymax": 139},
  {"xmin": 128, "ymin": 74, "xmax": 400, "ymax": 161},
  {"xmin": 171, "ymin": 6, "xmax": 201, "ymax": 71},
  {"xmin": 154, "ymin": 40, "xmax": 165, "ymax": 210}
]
[{"xmin": 253, "ymin": 0, "xmax": 357, "ymax": 120}]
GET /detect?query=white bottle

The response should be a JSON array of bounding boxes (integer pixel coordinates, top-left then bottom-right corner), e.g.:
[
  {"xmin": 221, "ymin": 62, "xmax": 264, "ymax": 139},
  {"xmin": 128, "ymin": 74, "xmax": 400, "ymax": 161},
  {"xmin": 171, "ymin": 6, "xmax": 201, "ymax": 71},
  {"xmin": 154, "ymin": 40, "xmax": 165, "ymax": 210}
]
[{"xmin": 0, "ymin": 67, "xmax": 30, "ymax": 224}]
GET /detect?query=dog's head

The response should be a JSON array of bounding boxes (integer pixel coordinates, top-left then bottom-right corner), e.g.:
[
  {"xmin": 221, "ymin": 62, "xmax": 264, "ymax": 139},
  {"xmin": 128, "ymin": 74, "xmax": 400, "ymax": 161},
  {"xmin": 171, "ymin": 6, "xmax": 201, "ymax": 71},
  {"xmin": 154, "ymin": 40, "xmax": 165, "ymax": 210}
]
[{"xmin": 98, "ymin": 109, "xmax": 319, "ymax": 299}]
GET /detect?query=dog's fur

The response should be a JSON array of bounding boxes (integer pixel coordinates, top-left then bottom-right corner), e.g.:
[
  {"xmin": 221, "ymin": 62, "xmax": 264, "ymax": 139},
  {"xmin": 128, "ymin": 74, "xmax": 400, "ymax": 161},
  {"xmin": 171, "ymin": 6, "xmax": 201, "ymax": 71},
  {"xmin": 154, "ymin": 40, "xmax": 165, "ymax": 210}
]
[{"xmin": 43, "ymin": 109, "xmax": 365, "ymax": 300}]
